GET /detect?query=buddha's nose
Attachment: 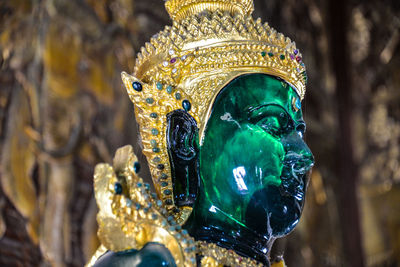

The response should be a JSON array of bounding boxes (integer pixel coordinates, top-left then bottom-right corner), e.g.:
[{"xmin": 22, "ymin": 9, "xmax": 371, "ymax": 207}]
[{"xmin": 281, "ymin": 131, "xmax": 314, "ymax": 172}]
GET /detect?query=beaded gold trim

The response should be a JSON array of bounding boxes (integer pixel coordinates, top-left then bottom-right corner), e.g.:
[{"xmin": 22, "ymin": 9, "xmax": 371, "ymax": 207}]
[
  {"xmin": 92, "ymin": 145, "xmax": 197, "ymax": 267},
  {"xmin": 197, "ymin": 241, "xmax": 264, "ymax": 267}
]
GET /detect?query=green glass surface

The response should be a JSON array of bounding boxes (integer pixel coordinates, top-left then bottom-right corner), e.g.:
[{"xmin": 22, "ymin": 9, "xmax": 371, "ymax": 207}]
[
  {"xmin": 96, "ymin": 73, "xmax": 314, "ymax": 266},
  {"xmin": 93, "ymin": 243, "xmax": 176, "ymax": 267},
  {"xmin": 184, "ymin": 74, "xmax": 314, "ymax": 252}
]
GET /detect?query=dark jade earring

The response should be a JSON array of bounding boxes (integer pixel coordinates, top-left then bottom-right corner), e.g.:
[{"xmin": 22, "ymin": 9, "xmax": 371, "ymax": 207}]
[{"xmin": 166, "ymin": 109, "xmax": 200, "ymax": 208}]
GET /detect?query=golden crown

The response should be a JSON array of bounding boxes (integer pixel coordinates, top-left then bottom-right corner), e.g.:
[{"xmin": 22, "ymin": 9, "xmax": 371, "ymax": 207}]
[
  {"xmin": 121, "ymin": 0, "xmax": 307, "ymax": 222},
  {"xmin": 165, "ymin": 0, "xmax": 254, "ymax": 21}
]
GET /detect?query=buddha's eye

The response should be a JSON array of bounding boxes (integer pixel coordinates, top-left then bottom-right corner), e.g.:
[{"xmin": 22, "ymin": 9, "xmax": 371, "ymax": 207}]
[
  {"xmin": 248, "ymin": 105, "xmax": 291, "ymax": 137},
  {"xmin": 257, "ymin": 116, "xmax": 280, "ymax": 136}
]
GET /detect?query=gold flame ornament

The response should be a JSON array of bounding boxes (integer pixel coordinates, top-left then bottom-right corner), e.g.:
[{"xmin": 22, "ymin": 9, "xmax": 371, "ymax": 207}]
[{"xmin": 89, "ymin": 0, "xmax": 304, "ymax": 266}]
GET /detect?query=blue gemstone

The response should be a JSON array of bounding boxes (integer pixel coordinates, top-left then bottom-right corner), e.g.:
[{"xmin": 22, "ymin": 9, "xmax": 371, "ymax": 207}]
[
  {"xmin": 137, "ymin": 182, "xmax": 143, "ymax": 187},
  {"xmin": 134, "ymin": 161, "xmax": 141, "ymax": 173},
  {"xmin": 157, "ymin": 164, "xmax": 165, "ymax": 170},
  {"xmin": 182, "ymin": 100, "xmax": 191, "ymax": 111},
  {"xmin": 135, "ymin": 203, "xmax": 141, "ymax": 210},
  {"xmin": 150, "ymin": 113, "xmax": 158, "ymax": 118},
  {"xmin": 156, "ymin": 82, "xmax": 163, "ymax": 90},
  {"xmin": 295, "ymin": 98, "xmax": 301, "ymax": 110},
  {"xmin": 146, "ymin": 98, "xmax": 154, "ymax": 104},
  {"xmin": 151, "ymin": 128, "xmax": 159, "ymax": 135},
  {"xmin": 152, "ymin": 213, "xmax": 158, "ymax": 220},
  {"xmin": 150, "ymin": 139, "xmax": 157, "ymax": 147},
  {"xmin": 161, "ymin": 182, "xmax": 168, "ymax": 187},
  {"xmin": 132, "ymin": 81, "xmax": 142, "ymax": 92},
  {"xmin": 114, "ymin": 182, "xmax": 122, "ymax": 194},
  {"xmin": 160, "ymin": 173, "xmax": 168, "ymax": 179},
  {"xmin": 152, "ymin": 147, "xmax": 160, "ymax": 153},
  {"xmin": 164, "ymin": 189, "xmax": 172, "ymax": 195},
  {"xmin": 175, "ymin": 92, "xmax": 181, "ymax": 100},
  {"xmin": 144, "ymin": 183, "xmax": 150, "ymax": 190},
  {"xmin": 166, "ymin": 85, "xmax": 173, "ymax": 93},
  {"xmin": 156, "ymin": 200, "xmax": 162, "ymax": 206}
]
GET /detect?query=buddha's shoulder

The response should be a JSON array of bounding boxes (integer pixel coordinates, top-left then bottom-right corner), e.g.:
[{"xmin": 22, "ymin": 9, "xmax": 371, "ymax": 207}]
[{"xmin": 92, "ymin": 242, "xmax": 176, "ymax": 267}]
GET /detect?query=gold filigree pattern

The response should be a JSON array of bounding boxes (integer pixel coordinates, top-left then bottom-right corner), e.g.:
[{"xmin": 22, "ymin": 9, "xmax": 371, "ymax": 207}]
[
  {"xmin": 165, "ymin": 0, "xmax": 254, "ymax": 21},
  {"xmin": 91, "ymin": 145, "xmax": 197, "ymax": 267},
  {"xmin": 197, "ymin": 241, "xmax": 264, "ymax": 267}
]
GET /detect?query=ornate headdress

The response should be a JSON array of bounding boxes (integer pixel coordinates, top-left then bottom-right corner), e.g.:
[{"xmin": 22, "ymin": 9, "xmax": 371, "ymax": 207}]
[
  {"xmin": 89, "ymin": 1, "xmax": 308, "ymax": 266},
  {"xmin": 121, "ymin": 0, "xmax": 307, "ymax": 223}
]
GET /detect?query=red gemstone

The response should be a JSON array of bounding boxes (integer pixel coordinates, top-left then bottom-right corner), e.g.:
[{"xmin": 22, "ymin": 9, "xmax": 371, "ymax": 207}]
[
  {"xmin": 170, "ymin": 58, "xmax": 177, "ymax": 63},
  {"xmin": 296, "ymin": 55, "xmax": 302, "ymax": 62}
]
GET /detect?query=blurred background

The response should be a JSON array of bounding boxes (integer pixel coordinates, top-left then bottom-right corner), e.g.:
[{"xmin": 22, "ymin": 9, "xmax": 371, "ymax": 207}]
[{"xmin": 0, "ymin": 0, "xmax": 399, "ymax": 266}]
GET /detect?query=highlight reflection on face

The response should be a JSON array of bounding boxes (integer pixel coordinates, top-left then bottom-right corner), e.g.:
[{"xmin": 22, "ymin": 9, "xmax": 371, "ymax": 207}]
[{"xmin": 199, "ymin": 73, "xmax": 314, "ymax": 239}]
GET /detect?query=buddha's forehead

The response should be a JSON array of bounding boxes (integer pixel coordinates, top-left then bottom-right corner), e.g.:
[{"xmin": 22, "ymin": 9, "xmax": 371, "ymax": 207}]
[{"xmin": 212, "ymin": 74, "xmax": 303, "ymax": 121}]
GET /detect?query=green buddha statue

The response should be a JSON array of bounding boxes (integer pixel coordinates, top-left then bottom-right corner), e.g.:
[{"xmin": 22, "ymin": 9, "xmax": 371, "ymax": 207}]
[{"xmin": 87, "ymin": 1, "xmax": 314, "ymax": 267}]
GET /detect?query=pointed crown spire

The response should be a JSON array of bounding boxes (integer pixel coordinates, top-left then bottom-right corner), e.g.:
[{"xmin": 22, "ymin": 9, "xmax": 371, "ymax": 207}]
[{"xmin": 165, "ymin": 0, "xmax": 254, "ymax": 21}]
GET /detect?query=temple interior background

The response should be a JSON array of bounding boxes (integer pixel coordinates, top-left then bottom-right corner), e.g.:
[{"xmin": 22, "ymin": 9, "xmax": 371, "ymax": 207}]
[{"xmin": 0, "ymin": 0, "xmax": 399, "ymax": 266}]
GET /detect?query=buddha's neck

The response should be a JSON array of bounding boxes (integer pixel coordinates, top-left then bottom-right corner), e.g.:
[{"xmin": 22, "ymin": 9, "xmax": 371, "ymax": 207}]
[{"xmin": 183, "ymin": 195, "xmax": 274, "ymax": 266}]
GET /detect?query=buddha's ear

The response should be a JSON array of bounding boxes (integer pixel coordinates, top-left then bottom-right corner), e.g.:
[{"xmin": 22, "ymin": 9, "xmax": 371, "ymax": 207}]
[{"xmin": 166, "ymin": 110, "xmax": 200, "ymax": 208}]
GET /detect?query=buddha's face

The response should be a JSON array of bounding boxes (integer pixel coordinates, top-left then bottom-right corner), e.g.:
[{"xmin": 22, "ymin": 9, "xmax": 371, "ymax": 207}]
[{"xmin": 199, "ymin": 73, "xmax": 314, "ymax": 238}]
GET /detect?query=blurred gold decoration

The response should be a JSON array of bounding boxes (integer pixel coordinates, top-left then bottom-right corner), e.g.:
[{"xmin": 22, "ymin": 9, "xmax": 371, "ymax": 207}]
[{"xmin": 1, "ymin": 88, "xmax": 39, "ymax": 244}]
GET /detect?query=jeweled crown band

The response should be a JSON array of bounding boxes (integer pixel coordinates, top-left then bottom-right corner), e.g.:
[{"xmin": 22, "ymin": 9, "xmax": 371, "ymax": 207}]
[{"xmin": 134, "ymin": 11, "xmax": 306, "ymax": 99}]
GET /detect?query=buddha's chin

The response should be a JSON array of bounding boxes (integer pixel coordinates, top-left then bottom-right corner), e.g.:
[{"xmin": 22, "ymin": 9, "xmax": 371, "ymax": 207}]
[{"xmin": 245, "ymin": 184, "xmax": 303, "ymax": 239}]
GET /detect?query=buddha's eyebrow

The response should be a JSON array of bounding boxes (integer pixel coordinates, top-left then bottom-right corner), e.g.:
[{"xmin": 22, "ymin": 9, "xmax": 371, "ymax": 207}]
[{"xmin": 247, "ymin": 103, "xmax": 287, "ymax": 117}]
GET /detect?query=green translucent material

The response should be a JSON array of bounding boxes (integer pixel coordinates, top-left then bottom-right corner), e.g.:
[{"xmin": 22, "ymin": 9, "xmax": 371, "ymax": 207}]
[
  {"xmin": 93, "ymin": 243, "xmax": 176, "ymax": 267},
  {"xmin": 184, "ymin": 74, "xmax": 314, "ymax": 259},
  {"xmin": 94, "ymin": 73, "xmax": 314, "ymax": 266}
]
